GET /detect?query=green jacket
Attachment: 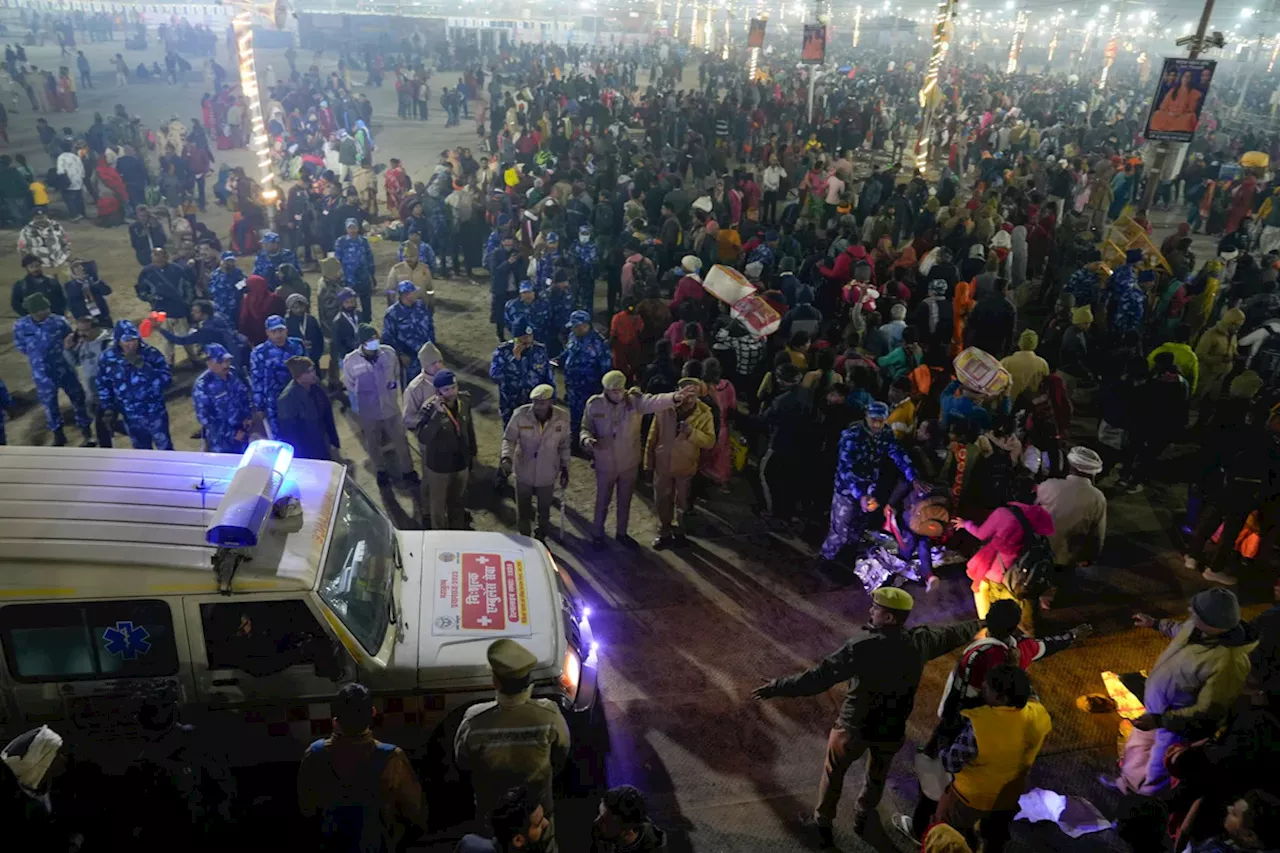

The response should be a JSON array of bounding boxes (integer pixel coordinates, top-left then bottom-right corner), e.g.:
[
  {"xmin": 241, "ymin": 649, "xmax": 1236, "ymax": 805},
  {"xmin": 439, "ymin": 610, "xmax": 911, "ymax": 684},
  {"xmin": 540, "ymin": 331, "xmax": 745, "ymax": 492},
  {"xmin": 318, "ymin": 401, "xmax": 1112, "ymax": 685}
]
[{"xmin": 768, "ymin": 619, "xmax": 982, "ymax": 741}]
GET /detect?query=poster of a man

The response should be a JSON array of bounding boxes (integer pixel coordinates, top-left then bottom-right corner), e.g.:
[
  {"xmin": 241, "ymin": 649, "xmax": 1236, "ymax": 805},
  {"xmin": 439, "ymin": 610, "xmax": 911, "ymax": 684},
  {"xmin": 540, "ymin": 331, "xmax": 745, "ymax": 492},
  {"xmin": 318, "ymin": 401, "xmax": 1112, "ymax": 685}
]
[
  {"xmin": 801, "ymin": 24, "xmax": 826, "ymax": 63},
  {"xmin": 1145, "ymin": 57, "xmax": 1215, "ymax": 142}
]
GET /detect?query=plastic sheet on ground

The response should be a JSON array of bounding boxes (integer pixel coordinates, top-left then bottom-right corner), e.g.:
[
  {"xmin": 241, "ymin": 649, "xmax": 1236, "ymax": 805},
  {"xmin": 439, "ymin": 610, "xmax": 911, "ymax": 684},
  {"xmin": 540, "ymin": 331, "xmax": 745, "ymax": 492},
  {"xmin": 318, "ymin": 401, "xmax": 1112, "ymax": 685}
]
[
  {"xmin": 1014, "ymin": 788, "xmax": 1114, "ymax": 838},
  {"xmin": 1101, "ymin": 670, "xmax": 1147, "ymax": 720},
  {"xmin": 851, "ymin": 538, "xmax": 946, "ymax": 590}
]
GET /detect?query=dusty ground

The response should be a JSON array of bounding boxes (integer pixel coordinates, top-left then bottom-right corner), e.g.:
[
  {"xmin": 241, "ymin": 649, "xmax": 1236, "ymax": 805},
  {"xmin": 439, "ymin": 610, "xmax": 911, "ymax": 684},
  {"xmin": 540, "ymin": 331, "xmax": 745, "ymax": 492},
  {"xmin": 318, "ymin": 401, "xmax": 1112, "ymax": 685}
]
[{"xmin": 0, "ymin": 34, "xmax": 1270, "ymax": 853}]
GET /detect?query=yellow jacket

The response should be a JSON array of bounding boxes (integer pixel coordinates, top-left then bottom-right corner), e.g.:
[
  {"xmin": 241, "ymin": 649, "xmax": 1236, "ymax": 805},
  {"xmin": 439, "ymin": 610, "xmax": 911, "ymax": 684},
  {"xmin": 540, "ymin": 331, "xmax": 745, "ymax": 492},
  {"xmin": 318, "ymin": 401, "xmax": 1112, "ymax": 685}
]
[
  {"xmin": 1147, "ymin": 342, "xmax": 1200, "ymax": 395},
  {"xmin": 644, "ymin": 400, "xmax": 715, "ymax": 476},
  {"xmin": 952, "ymin": 701, "xmax": 1052, "ymax": 812}
]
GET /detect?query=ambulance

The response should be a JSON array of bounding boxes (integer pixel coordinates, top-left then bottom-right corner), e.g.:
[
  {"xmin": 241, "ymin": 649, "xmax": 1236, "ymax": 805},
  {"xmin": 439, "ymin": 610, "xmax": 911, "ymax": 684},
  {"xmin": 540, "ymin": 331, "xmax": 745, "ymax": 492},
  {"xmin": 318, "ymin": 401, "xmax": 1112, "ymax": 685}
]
[{"xmin": 0, "ymin": 442, "xmax": 599, "ymax": 767}]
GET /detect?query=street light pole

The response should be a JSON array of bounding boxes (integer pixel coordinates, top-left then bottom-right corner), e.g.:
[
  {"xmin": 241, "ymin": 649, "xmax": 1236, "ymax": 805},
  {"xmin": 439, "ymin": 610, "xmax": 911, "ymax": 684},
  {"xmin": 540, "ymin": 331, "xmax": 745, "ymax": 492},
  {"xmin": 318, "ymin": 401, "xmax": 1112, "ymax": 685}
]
[{"xmin": 1140, "ymin": 0, "xmax": 1216, "ymax": 210}]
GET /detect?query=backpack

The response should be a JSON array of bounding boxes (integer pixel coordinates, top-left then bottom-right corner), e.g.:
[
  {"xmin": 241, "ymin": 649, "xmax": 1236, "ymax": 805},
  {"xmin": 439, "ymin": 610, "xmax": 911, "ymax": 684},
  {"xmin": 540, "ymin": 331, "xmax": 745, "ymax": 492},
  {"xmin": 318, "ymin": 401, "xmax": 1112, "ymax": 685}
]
[
  {"xmin": 981, "ymin": 446, "xmax": 1016, "ymax": 511},
  {"xmin": 1004, "ymin": 504, "xmax": 1056, "ymax": 601},
  {"xmin": 1253, "ymin": 323, "xmax": 1280, "ymax": 387},
  {"xmin": 309, "ymin": 740, "xmax": 396, "ymax": 853}
]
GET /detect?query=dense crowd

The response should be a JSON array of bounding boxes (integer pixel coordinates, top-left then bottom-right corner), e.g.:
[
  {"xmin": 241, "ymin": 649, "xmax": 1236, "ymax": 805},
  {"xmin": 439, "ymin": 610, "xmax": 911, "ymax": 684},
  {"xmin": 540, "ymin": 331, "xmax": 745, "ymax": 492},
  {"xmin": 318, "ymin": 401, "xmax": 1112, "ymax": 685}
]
[{"xmin": 4, "ymin": 26, "xmax": 1280, "ymax": 853}]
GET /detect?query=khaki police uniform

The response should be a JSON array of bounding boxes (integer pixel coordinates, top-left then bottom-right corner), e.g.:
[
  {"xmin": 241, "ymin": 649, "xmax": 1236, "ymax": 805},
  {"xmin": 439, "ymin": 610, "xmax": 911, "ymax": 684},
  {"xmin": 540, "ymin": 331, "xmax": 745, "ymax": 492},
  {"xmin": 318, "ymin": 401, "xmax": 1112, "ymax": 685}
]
[
  {"xmin": 580, "ymin": 378, "xmax": 680, "ymax": 540},
  {"xmin": 453, "ymin": 639, "xmax": 571, "ymax": 846},
  {"xmin": 500, "ymin": 395, "xmax": 571, "ymax": 537}
]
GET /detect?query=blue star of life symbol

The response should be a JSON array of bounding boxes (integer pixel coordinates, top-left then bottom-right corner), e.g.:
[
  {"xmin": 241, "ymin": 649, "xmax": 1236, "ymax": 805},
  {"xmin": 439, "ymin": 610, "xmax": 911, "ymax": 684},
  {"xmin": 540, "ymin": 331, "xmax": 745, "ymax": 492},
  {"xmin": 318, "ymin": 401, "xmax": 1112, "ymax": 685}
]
[{"xmin": 102, "ymin": 621, "xmax": 152, "ymax": 660}]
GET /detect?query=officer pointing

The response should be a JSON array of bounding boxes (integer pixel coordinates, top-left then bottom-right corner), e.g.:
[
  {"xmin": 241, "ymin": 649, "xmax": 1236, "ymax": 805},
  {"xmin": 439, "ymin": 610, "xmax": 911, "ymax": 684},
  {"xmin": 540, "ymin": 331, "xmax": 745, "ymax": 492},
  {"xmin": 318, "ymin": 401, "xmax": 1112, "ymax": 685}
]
[
  {"xmin": 580, "ymin": 370, "xmax": 697, "ymax": 549},
  {"xmin": 455, "ymin": 638, "xmax": 570, "ymax": 851}
]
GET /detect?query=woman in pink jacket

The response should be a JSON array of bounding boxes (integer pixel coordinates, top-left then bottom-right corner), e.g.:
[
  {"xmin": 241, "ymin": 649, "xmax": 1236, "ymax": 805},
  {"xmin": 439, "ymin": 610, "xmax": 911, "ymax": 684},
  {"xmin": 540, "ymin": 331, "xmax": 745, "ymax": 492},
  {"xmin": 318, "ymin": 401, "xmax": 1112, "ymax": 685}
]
[{"xmin": 954, "ymin": 497, "xmax": 1055, "ymax": 627}]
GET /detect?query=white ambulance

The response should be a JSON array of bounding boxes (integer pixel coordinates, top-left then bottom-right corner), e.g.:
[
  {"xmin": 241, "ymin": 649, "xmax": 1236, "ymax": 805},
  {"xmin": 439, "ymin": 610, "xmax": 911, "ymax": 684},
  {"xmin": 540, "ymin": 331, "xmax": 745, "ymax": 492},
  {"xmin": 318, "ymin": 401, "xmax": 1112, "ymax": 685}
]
[{"xmin": 0, "ymin": 442, "xmax": 599, "ymax": 766}]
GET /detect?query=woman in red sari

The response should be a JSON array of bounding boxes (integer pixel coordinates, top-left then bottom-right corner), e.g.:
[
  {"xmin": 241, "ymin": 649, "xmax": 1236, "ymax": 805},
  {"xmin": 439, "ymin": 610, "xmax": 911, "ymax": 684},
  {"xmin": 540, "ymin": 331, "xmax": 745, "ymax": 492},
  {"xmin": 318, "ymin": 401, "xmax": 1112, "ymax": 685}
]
[
  {"xmin": 94, "ymin": 159, "xmax": 128, "ymax": 226},
  {"xmin": 609, "ymin": 298, "xmax": 645, "ymax": 383},
  {"xmin": 384, "ymin": 158, "xmax": 410, "ymax": 217},
  {"xmin": 238, "ymin": 274, "xmax": 286, "ymax": 345},
  {"xmin": 698, "ymin": 358, "xmax": 737, "ymax": 486}
]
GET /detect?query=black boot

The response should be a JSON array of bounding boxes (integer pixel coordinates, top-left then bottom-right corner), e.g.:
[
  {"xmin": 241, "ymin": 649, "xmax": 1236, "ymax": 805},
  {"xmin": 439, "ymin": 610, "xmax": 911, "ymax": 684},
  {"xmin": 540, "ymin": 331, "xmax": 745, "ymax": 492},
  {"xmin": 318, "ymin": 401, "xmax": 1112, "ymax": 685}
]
[
  {"xmin": 52, "ymin": 428, "xmax": 68, "ymax": 447},
  {"xmin": 80, "ymin": 427, "xmax": 96, "ymax": 447}
]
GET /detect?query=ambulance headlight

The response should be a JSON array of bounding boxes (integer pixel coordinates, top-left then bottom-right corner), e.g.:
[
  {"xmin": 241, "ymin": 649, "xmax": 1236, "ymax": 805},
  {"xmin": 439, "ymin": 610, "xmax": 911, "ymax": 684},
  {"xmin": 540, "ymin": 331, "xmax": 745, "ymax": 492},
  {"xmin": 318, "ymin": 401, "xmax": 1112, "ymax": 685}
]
[{"xmin": 206, "ymin": 440, "xmax": 295, "ymax": 548}]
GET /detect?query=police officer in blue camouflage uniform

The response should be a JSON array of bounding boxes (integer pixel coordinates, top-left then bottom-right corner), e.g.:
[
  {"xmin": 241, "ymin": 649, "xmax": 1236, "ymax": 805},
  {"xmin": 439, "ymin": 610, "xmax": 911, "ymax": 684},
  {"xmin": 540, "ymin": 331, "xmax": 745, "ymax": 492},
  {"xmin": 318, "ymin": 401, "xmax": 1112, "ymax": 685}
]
[
  {"xmin": 333, "ymin": 218, "xmax": 376, "ymax": 322},
  {"xmin": 561, "ymin": 309, "xmax": 611, "ymax": 454},
  {"xmin": 252, "ymin": 232, "xmax": 299, "ymax": 292},
  {"xmin": 489, "ymin": 326, "xmax": 553, "ymax": 429},
  {"xmin": 208, "ymin": 251, "xmax": 246, "ymax": 324},
  {"xmin": 535, "ymin": 232, "xmax": 565, "ymax": 295},
  {"xmin": 545, "ymin": 270, "xmax": 574, "ymax": 359},
  {"xmin": 483, "ymin": 213, "xmax": 512, "ymax": 268},
  {"xmin": 14, "ymin": 292, "xmax": 92, "ymax": 446},
  {"xmin": 820, "ymin": 401, "xmax": 919, "ymax": 562},
  {"xmin": 571, "ymin": 224, "xmax": 598, "ymax": 310},
  {"xmin": 192, "ymin": 344, "xmax": 253, "ymax": 454},
  {"xmin": 250, "ymin": 315, "xmax": 306, "ymax": 437},
  {"xmin": 96, "ymin": 319, "xmax": 174, "ymax": 450},
  {"xmin": 489, "ymin": 325, "xmax": 553, "ymax": 490},
  {"xmin": 746, "ymin": 229, "xmax": 779, "ymax": 271},
  {"xmin": 505, "ymin": 281, "xmax": 548, "ymax": 340},
  {"xmin": 382, "ymin": 280, "xmax": 436, "ymax": 384}
]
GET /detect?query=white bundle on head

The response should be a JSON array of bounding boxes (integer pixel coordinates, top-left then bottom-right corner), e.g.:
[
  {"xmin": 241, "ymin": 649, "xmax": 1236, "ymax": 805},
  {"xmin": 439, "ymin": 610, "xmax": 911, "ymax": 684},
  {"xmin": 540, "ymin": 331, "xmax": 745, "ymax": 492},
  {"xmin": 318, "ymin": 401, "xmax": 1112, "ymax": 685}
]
[{"xmin": 2, "ymin": 725, "xmax": 63, "ymax": 790}]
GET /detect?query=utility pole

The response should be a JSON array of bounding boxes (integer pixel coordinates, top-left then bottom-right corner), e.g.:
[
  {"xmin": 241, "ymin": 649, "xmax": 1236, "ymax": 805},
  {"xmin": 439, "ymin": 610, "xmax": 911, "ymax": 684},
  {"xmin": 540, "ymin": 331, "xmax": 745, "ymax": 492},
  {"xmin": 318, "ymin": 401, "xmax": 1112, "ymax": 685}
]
[{"xmin": 1140, "ymin": 0, "xmax": 1217, "ymax": 209}]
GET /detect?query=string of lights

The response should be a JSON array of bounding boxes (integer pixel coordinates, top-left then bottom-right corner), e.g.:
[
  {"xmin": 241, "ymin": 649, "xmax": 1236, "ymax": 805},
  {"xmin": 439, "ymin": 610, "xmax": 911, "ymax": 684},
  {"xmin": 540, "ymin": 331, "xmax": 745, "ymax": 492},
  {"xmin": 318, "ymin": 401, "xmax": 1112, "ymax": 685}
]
[{"xmin": 232, "ymin": 9, "xmax": 277, "ymax": 214}]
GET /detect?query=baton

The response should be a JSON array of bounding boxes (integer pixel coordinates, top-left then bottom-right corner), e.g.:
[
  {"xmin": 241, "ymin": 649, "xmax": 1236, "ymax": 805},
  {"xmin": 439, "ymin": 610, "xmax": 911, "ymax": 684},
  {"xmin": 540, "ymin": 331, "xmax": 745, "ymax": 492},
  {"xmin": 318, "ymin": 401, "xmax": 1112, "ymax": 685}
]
[{"xmin": 558, "ymin": 481, "xmax": 567, "ymax": 539}]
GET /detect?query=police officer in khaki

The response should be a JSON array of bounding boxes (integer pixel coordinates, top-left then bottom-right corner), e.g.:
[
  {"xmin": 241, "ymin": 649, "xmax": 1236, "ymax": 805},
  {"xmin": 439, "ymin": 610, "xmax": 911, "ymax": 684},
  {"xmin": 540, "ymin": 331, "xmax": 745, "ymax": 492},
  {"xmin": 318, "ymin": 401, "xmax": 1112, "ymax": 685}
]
[
  {"xmin": 454, "ymin": 638, "xmax": 571, "ymax": 850},
  {"xmin": 580, "ymin": 370, "xmax": 697, "ymax": 549},
  {"xmin": 500, "ymin": 383, "xmax": 571, "ymax": 541}
]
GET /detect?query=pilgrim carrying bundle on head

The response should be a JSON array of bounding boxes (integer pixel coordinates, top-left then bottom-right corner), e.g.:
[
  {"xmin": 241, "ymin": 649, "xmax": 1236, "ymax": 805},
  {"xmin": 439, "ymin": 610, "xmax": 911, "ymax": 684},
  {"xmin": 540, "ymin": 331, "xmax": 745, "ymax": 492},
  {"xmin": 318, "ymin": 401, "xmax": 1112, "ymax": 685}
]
[
  {"xmin": 954, "ymin": 347, "xmax": 1011, "ymax": 397},
  {"xmin": 702, "ymin": 264, "xmax": 781, "ymax": 337}
]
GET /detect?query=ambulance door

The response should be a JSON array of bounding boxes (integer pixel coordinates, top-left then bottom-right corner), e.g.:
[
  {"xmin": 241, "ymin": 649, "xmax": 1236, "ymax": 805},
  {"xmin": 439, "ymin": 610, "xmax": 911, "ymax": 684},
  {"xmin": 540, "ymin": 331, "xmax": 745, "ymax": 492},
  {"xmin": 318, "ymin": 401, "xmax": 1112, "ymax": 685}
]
[
  {"xmin": 183, "ymin": 595, "xmax": 353, "ymax": 707},
  {"xmin": 0, "ymin": 599, "xmax": 183, "ymax": 735}
]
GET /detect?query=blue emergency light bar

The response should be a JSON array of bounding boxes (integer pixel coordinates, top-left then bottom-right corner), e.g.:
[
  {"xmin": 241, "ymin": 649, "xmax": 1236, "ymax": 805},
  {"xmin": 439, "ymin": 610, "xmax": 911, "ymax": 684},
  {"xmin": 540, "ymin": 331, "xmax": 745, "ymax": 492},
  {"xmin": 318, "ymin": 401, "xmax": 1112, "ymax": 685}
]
[{"xmin": 205, "ymin": 440, "xmax": 295, "ymax": 548}]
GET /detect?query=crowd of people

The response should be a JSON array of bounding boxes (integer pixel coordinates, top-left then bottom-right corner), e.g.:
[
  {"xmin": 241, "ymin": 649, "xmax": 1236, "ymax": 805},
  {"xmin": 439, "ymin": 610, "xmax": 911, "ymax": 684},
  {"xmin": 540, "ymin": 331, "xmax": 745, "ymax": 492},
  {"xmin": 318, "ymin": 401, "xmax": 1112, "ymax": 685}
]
[{"xmin": 5, "ymin": 25, "xmax": 1280, "ymax": 853}]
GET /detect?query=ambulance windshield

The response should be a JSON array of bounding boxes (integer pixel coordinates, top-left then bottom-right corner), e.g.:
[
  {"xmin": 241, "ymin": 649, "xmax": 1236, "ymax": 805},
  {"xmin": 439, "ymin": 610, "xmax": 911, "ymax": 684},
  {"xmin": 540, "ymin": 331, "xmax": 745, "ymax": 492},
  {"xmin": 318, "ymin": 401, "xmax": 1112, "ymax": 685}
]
[{"xmin": 318, "ymin": 482, "xmax": 396, "ymax": 653}]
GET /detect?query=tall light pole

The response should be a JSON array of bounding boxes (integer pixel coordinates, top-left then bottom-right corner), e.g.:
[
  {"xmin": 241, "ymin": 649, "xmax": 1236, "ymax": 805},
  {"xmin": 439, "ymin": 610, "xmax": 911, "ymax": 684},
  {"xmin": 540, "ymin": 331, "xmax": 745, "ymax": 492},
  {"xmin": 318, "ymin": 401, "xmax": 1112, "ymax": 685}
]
[{"xmin": 1140, "ymin": 0, "xmax": 1220, "ymax": 209}]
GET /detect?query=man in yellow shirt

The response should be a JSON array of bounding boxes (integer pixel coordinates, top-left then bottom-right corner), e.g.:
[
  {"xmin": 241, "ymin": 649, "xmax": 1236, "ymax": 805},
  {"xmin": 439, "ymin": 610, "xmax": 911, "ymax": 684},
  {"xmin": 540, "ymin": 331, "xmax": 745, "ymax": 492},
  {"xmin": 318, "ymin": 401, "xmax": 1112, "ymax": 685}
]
[
  {"xmin": 1000, "ymin": 329, "xmax": 1050, "ymax": 401},
  {"xmin": 935, "ymin": 665, "xmax": 1051, "ymax": 853}
]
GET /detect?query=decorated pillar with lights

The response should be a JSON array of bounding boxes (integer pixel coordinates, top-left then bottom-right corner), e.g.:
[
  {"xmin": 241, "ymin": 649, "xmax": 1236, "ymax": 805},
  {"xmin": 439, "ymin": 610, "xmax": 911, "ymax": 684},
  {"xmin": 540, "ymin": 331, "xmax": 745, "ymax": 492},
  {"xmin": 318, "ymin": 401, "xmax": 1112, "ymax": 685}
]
[
  {"xmin": 232, "ymin": 4, "xmax": 280, "ymax": 218},
  {"xmin": 914, "ymin": 0, "xmax": 957, "ymax": 174},
  {"xmin": 1098, "ymin": 3, "xmax": 1124, "ymax": 90},
  {"xmin": 1006, "ymin": 9, "xmax": 1029, "ymax": 74}
]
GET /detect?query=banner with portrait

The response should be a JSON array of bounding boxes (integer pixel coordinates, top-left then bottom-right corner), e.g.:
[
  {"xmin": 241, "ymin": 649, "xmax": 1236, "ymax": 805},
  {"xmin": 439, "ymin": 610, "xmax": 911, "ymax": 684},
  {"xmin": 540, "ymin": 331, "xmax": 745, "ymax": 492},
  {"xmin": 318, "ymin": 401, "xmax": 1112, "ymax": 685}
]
[
  {"xmin": 801, "ymin": 24, "xmax": 826, "ymax": 64},
  {"xmin": 748, "ymin": 17, "xmax": 767, "ymax": 48},
  {"xmin": 1144, "ymin": 57, "xmax": 1215, "ymax": 143}
]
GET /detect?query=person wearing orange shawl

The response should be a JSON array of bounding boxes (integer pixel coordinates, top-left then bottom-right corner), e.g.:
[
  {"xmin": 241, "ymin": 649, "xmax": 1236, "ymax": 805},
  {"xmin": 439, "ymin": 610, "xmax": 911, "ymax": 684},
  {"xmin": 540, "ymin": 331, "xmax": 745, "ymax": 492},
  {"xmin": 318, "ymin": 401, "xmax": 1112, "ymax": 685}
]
[
  {"xmin": 872, "ymin": 235, "xmax": 897, "ymax": 284},
  {"xmin": 892, "ymin": 244, "xmax": 918, "ymax": 294},
  {"xmin": 951, "ymin": 278, "xmax": 976, "ymax": 358},
  {"xmin": 609, "ymin": 295, "xmax": 645, "ymax": 383},
  {"xmin": 94, "ymin": 159, "xmax": 128, "ymax": 227}
]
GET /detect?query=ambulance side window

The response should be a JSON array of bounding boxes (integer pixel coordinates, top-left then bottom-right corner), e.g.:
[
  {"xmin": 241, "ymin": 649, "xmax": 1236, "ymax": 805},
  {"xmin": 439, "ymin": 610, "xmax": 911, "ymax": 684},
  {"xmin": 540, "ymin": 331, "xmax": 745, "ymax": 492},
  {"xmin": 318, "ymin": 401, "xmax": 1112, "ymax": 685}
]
[
  {"xmin": 0, "ymin": 600, "xmax": 178, "ymax": 683},
  {"xmin": 200, "ymin": 601, "xmax": 331, "ymax": 678}
]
